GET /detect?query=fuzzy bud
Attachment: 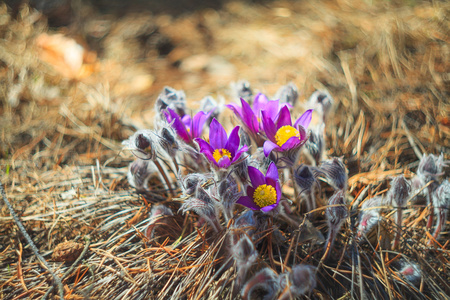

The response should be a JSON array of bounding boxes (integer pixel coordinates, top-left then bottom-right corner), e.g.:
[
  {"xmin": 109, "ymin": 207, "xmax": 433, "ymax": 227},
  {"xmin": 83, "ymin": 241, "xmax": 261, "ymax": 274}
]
[
  {"xmin": 318, "ymin": 157, "xmax": 348, "ymax": 191},
  {"xmin": 307, "ymin": 90, "xmax": 334, "ymax": 123},
  {"xmin": 304, "ymin": 124, "xmax": 325, "ymax": 166},
  {"xmin": 158, "ymin": 127, "xmax": 180, "ymax": 157},
  {"xmin": 122, "ymin": 130, "xmax": 156, "ymax": 160},
  {"xmin": 241, "ymin": 268, "xmax": 280, "ymax": 300},
  {"xmin": 431, "ymin": 180, "xmax": 450, "ymax": 240},
  {"xmin": 127, "ymin": 159, "xmax": 157, "ymax": 191},
  {"xmin": 278, "ymin": 265, "xmax": 317, "ymax": 299},
  {"xmin": 386, "ymin": 175, "xmax": 411, "ymax": 208},
  {"xmin": 398, "ymin": 261, "xmax": 421, "ymax": 284},
  {"xmin": 232, "ymin": 80, "xmax": 253, "ymax": 104},
  {"xmin": 155, "ymin": 86, "xmax": 187, "ymax": 117},
  {"xmin": 230, "ymin": 234, "xmax": 258, "ymax": 281},
  {"xmin": 357, "ymin": 196, "xmax": 383, "ymax": 240},
  {"xmin": 179, "ymin": 186, "xmax": 221, "ymax": 232},
  {"xmin": 145, "ymin": 205, "xmax": 174, "ymax": 239},
  {"xmin": 294, "ymin": 164, "xmax": 316, "ymax": 193},
  {"xmin": 275, "ymin": 82, "xmax": 299, "ymax": 107},
  {"xmin": 324, "ymin": 190, "xmax": 348, "ymax": 256},
  {"xmin": 180, "ymin": 173, "xmax": 211, "ymax": 196}
]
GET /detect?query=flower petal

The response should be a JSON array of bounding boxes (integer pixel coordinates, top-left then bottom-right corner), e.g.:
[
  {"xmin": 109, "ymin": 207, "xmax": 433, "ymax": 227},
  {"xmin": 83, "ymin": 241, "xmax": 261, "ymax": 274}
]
[
  {"xmin": 261, "ymin": 110, "xmax": 277, "ymax": 142},
  {"xmin": 195, "ymin": 138, "xmax": 216, "ymax": 165},
  {"xmin": 191, "ymin": 111, "xmax": 209, "ymax": 140},
  {"xmin": 248, "ymin": 166, "xmax": 265, "ymax": 187},
  {"xmin": 225, "ymin": 126, "xmax": 240, "ymax": 157},
  {"xmin": 218, "ymin": 155, "xmax": 231, "ymax": 169},
  {"xmin": 262, "ymin": 100, "xmax": 280, "ymax": 121},
  {"xmin": 280, "ymin": 135, "xmax": 300, "ymax": 151},
  {"xmin": 252, "ymin": 93, "xmax": 269, "ymax": 115},
  {"xmin": 261, "ymin": 203, "xmax": 278, "ymax": 213},
  {"xmin": 236, "ymin": 196, "xmax": 260, "ymax": 210},
  {"xmin": 294, "ymin": 109, "xmax": 313, "ymax": 129},
  {"xmin": 241, "ymin": 98, "xmax": 259, "ymax": 134},
  {"xmin": 209, "ymin": 118, "xmax": 227, "ymax": 149},
  {"xmin": 226, "ymin": 103, "xmax": 242, "ymax": 119},
  {"xmin": 275, "ymin": 105, "xmax": 292, "ymax": 128},
  {"xmin": 231, "ymin": 145, "xmax": 249, "ymax": 163},
  {"xmin": 167, "ymin": 108, "xmax": 190, "ymax": 143},
  {"xmin": 266, "ymin": 162, "xmax": 279, "ymax": 181},
  {"xmin": 263, "ymin": 140, "xmax": 279, "ymax": 157}
]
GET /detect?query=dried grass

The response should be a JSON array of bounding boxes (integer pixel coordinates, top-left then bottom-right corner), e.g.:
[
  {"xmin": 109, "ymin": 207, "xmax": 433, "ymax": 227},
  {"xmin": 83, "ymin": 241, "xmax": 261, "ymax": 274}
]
[{"xmin": 1, "ymin": 0, "xmax": 449, "ymax": 299}]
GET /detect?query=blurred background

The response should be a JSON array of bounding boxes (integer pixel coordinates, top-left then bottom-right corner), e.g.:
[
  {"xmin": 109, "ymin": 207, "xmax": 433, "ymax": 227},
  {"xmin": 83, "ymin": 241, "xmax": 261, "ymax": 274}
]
[{"xmin": 0, "ymin": 0, "xmax": 448, "ymax": 166}]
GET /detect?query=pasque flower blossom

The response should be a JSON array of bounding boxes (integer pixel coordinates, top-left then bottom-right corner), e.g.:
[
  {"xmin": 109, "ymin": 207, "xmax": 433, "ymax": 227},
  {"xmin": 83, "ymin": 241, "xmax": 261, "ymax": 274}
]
[
  {"xmin": 195, "ymin": 118, "xmax": 248, "ymax": 169},
  {"xmin": 262, "ymin": 106, "xmax": 313, "ymax": 157},
  {"xmin": 164, "ymin": 108, "xmax": 210, "ymax": 144},
  {"xmin": 236, "ymin": 162, "xmax": 281, "ymax": 212},
  {"xmin": 226, "ymin": 93, "xmax": 291, "ymax": 138}
]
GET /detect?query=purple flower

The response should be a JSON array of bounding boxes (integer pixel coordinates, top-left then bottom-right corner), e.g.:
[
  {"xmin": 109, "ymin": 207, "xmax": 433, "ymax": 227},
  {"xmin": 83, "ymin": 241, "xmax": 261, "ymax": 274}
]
[
  {"xmin": 226, "ymin": 93, "xmax": 290, "ymax": 137},
  {"xmin": 195, "ymin": 118, "xmax": 248, "ymax": 169},
  {"xmin": 236, "ymin": 162, "xmax": 281, "ymax": 212},
  {"xmin": 164, "ymin": 108, "xmax": 210, "ymax": 144},
  {"xmin": 262, "ymin": 106, "xmax": 313, "ymax": 157}
]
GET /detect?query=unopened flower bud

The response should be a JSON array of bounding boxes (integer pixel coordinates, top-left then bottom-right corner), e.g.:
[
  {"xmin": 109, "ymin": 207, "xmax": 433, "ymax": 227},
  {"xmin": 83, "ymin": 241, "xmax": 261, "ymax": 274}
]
[
  {"xmin": 158, "ymin": 127, "xmax": 180, "ymax": 157},
  {"xmin": 155, "ymin": 86, "xmax": 187, "ymax": 117},
  {"xmin": 307, "ymin": 90, "xmax": 334, "ymax": 123},
  {"xmin": 357, "ymin": 196, "xmax": 383, "ymax": 240},
  {"xmin": 127, "ymin": 159, "xmax": 157, "ymax": 191},
  {"xmin": 398, "ymin": 261, "xmax": 421, "ymax": 284},
  {"xmin": 241, "ymin": 268, "xmax": 279, "ymax": 300},
  {"xmin": 275, "ymin": 82, "xmax": 299, "ymax": 107},
  {"xmin": 122, "ymin": 130, "xmax": 156, "ymax": 160},
  {"xmin": 386, "ymin": 175, "xmax": 411, "ymax": 208},
  {"xmin": 232, "ymin": 80, "xmax": 253, "ymax": 104},
  {"xmin": 318, "ymin": 157, "xmax": 348, "ymax": 191},
  {"xmin": 304, "ymin": 124, "xmax": 325, "ymax": 166},
  {"xmin": 145, "ymin": 205, "xmax": 174, "ymax": 239},
  {"xmin": 278, "ymin": 264, "xmax": 317, "ymax": 299}
]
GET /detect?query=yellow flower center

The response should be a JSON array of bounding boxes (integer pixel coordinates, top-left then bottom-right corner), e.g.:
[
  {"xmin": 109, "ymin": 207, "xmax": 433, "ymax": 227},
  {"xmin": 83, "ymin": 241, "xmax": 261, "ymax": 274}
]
[
  {"xmin": 212, "ymin": 148, "xmax": 232, "ymax": 162},
  {"xmin": 275, "ymin": 125, "xmax": 299, "ymax": 147},
  {"xmin": 253, "ymin": 184, "xmax": 277, "ymax": 208}
]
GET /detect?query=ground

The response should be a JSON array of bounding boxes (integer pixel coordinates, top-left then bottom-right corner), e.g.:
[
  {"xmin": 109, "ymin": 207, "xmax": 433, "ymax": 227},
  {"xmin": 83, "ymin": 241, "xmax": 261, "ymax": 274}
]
[{"xmin": 0, "ymin": 0, "xmax": 449, "ymax": 299}]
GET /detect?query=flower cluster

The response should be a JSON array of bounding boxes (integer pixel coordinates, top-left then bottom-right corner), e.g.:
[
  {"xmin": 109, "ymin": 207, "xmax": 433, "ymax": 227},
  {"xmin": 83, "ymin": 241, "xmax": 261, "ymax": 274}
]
[{"xmin": 121, "ymin": 83, "xmax": 449, "ymax": 297}]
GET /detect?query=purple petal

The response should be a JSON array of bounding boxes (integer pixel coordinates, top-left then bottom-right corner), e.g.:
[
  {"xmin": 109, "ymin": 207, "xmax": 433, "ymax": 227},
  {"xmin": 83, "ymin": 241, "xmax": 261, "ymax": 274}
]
[
  {"xmin": 263, "ymin": 140, "xmax": 279, "ymax": 157},
  {"xmin": 252, "ymin": 93, "xmax": 269, "ymax": 114},
  {"xmin": 261, "ymin": 203, "xmax": 278, "ymax": 213},
  {"xmin": 231, "ymin": 145, "xmax": 249, "ymax": 163},
  {"xmin": 226, "ymin": 103, "xmax": 243, "ymax": 119},
  {"xmin": 280, "ymin": 135, "xmax": 300, "ymax": 151},
  {"xmin": 248, "ymin": 166, "xmax": 265, "ymax": 187},
  {"xmin": 275, "ymin": 105, "xmax": 292, "ymax": 128},
  {"xmin": 262, "ymin": 100, "xmax": 280, "ymax": 121},
  {"xmin": 261, "ymin": 110, "xmax": 277, "ymax": 142},
  {"xmin": 209, "ymin": 118, "xmax": 227, "ymax": 149},
  {"xmin": 298, "ymin": 125, "xmax": 308, "ymax": 143},
  {"xmin": 168, "ymin": 109, "xmax": 190, "ymax": 143},
  {"xmin": 236, "ymin": 196, "xmax": 260, "ymax": 210},
  {"xmin": 225, "ymin": 126, "xmax": 240, "ymax": 156},
  {"xmin": 294, "ymin": 109, "xmax": 313, "ymax": 129},
  {"xmin": 266, "ymin": 162, "xmax": 279, "ymax": 181},
  {"xmin": 191, "ymin": 111, "xmax": 209, "ymax": 140},
  {"xmin": 247, "ymin": 185, "xmax": 255, "ymax": 199},
  {"xmin": 195, "ymin": 138, "xmax": 216, "ymax": 164},
  {"xmin": 218, "ymin": 155, "xmax": 231, "ymax": 169},
  {"xmin": 241, "ymin": 98, "xmax": 259, "ymax": 134}
]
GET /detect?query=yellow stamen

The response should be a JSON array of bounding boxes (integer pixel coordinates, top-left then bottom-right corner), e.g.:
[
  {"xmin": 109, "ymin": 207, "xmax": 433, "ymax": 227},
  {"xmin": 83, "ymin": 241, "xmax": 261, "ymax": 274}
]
[
  {"xmin": 275, "ymin": 125, "xmax": 299, "ymax": 147},
  {"xmin": 253, "ymin": 184, "xmax": 277, "ymax": 208},
  {"xmin": 212, "ymin": 148, "xmax": 232, "ymax": 162}
]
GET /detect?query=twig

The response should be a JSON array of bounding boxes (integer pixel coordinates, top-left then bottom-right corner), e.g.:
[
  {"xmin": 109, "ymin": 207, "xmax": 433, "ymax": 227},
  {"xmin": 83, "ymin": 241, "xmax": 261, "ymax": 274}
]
[
  {"xmin": 0, "ymin": 181, "xmax": 64, "ymax": 300},
  {"xmin": 42, "ymin": 235, "xmax": 91, "ymax": 300}
]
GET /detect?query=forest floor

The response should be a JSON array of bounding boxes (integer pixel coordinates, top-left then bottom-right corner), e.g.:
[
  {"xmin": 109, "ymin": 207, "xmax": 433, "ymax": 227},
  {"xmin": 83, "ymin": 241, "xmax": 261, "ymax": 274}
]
[{"xmin": 0, "ymin": 0, "xmax": 449, "ymax": 299}]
